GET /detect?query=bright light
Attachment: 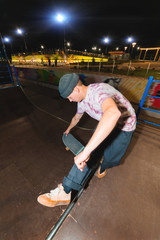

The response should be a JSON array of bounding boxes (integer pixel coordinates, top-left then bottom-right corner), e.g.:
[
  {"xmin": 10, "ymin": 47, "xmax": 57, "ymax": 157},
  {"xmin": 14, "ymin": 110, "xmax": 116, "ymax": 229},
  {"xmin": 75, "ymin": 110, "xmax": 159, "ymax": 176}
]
[
  {"xmin": 92, "ymin": 46, "xmax": 97, "ymax": 51},
  {"xmin": 124, "ymin": 46, "xmax": 128, "ymax": 51},
  {"xmin": 41, "ymin": 45, "xmax": 44, "ymax": 49},
  {"xmin": 132, "ymin": 42, "xmax": 136, "ymax": 47},
  {"xmin": 17, "ymin": 28, "xmax": 23, "ymax": 35},
  {"xmin": 4, "ymin": 37, "xmax": 10, "ymax": 43},
  {"xmin": 98, "ymin": 48, "xmax": 101, "ymax": 51},
  {"xmin": 104, "ymin": 37, "xmax": 110, "ymax": 43},
  {"xmin": 127, "ymin": 37, "xmax": 133, "ymax": 43},
  {"xmin": 56, "ymin": 14, "xmax": 65, "ymax": 23},
  {"xmin": 67, "ymin": 42, "xmax": 70, "ymax": 47},
  {"xmin": 116, "ymin": 47, "xmax": 119, "ymax": 51}
]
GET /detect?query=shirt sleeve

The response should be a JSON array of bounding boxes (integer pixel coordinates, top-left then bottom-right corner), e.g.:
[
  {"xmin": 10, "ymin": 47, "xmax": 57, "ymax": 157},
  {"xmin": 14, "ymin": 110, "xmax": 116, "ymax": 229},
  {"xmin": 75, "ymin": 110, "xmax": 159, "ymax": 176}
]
[
  {"xmin": 96, "ymin": 92, "xmax": 110, "ymax": 107},
  {"xmin": 77, "ymin": 102, "xmax": 84, "ymax": 114}
]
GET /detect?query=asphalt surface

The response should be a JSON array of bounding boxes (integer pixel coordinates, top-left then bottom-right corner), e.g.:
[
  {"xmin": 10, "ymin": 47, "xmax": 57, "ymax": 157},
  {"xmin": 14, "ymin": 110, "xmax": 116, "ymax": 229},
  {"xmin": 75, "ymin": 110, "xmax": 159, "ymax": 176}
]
[{"xmin": 0, "ymin": 80, "xmax": 160, "ymax": 240}]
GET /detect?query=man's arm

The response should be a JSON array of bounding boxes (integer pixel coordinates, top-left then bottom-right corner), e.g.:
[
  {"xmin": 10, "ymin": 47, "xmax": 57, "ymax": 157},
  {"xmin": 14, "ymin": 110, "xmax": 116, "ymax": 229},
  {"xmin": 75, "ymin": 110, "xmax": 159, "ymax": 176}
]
[
  {"xmin": 74, "ymin": 98, "xmax": 121, "ymax": 171},
  {"xmin": 64, "ymin": 113, "xmax": 84, "ymax": 135}
]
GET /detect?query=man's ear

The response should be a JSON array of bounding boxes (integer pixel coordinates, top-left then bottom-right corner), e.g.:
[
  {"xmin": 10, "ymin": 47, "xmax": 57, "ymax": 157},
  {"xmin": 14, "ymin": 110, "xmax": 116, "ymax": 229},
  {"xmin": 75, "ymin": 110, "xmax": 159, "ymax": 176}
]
[{"xmin": 74, "ymin": 86, "xmax": 80, "ymax": 93}]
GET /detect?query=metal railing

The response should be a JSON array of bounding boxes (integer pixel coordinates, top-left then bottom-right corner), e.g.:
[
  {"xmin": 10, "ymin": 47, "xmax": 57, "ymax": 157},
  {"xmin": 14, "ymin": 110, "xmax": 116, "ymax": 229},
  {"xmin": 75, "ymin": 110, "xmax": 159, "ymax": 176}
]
[{"xmin": 136, "ymin": 76, "xmax": 160, "ymax": 127}]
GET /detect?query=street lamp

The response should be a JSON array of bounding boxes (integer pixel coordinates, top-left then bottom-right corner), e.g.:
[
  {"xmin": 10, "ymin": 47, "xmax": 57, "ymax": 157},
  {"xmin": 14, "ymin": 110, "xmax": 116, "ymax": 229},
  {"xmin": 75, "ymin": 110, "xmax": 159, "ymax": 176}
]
[
  {"xmin": 16, "ymin": 28, "xmax": 28, "ymax": 53},
  {"xmin": 131, "ymin": 42, "xmax": 137, "ymax": 59},
  {"xmin": 56, "ymin": 13, "xmax": 67, "ymax": 53},
  {"xmin": 4, "ymin": 37, "xmax": 13, "ymax": 54},
  {"xmin": 124, "ymin": 46, "xmax": 128, "ymax": 52},
  {"xmin": 41, "ymin": 45, "xmax": 45, "ymax": 54},
  {"xmin": 0, "ymin": 33, "xmax": 10, "ymax": 62},
  {"xmin": 92, "ymin": 46, "xmax": 97, "ymax": 51},
  {"xmin": 4, "ymin": 37, "xmax": 10, "ymax": 43},
  {"xmin": 104, "ymin": 37, "xmax": 110, "ymax": 43},
  {"xmin": 127, "ymin": 36, "xmax": 134, "ymax": 54},
  {"xmin": 67, "ymin": 42, "xmax": 70, "ymax": 48},
  {"xmin": 132, "ymin": 42, "xmax": 136, "ymax": 48},
  {"xmin": 103, "ymin": 37, "xmax": 110, "ymax": 54},
  {"xmin": 127, "ymin": 37, "xmax": 133, "ymax": 43}
]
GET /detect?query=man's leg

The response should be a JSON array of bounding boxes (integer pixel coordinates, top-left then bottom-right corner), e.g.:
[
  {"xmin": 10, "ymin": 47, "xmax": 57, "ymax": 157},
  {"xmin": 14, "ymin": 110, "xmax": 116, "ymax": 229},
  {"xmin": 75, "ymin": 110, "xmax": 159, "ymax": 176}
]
[
  {"xmin": 37, "ymin": 164, "xmax": 91, "ymax": 207},
  {"xmin": 62, "ymin": 164, "xmax": 90, "ymax": 193},
  {"xmin": 100, "ymin": 128, "xmax": 134, "ymax": 172}
]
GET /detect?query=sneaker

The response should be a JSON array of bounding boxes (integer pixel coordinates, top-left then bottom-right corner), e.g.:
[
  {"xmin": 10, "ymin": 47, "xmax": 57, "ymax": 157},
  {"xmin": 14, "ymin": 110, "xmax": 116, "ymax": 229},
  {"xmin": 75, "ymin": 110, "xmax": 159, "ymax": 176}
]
[
  {"xmin": 37, "ymin": 184, "xmax": 71, "ymax": 207},
  {"xmin": 94, "ymin": 166, "xmax": 107, "ymax": 178},
  {"xmin": 94, "ymin": 157, "xmax": 107, "ymax": 179}
]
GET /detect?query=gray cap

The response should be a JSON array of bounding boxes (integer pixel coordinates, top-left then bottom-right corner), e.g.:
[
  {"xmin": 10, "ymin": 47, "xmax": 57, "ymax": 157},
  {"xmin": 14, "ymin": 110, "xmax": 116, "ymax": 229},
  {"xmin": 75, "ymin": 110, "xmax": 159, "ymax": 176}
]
[{"xmin": 58, "ymin": 73, "xmax": 79, "ymax": 98}]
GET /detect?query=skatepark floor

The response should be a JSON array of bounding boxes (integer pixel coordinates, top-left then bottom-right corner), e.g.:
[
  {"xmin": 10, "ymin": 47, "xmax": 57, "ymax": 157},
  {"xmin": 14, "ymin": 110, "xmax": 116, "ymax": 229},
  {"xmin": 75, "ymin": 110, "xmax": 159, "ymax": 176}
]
[{"xmin": 0, "ymin": 80, "xmax": 160, "ymax": 240}]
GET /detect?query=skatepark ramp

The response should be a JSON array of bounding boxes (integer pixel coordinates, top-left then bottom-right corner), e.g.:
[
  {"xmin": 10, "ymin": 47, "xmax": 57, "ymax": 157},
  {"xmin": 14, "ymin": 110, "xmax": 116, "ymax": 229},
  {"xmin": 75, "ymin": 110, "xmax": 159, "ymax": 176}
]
[{"xmin": 0, "ymin": 79, "xmax": 160, "ymax": 240}]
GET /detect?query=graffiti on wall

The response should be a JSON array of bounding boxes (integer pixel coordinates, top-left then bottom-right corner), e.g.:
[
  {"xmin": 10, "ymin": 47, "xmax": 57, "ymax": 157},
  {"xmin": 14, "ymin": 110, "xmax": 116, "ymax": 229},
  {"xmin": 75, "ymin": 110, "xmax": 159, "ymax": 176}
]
[
  {"xmin": 15, "ymin": 66, "xmax": 160, "ymax": 109},
  {"xmin": 15, "ymin": 67, "xmax": 64, "ymax": 86},
  {"xmin": 149, "ymin": 82, "xmax": 160, "ymax": 108}
]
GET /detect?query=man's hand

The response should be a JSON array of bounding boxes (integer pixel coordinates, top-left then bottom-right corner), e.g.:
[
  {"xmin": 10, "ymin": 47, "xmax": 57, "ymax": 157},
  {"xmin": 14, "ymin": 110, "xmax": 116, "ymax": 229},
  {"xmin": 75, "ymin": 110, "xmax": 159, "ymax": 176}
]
[
  {"xmin": 63, "ymin": 129, "xmax": 70, "ymax": 136},
  {"xmin": 74, "ymin": 150, "xmax": 90, "ymax": 171}
]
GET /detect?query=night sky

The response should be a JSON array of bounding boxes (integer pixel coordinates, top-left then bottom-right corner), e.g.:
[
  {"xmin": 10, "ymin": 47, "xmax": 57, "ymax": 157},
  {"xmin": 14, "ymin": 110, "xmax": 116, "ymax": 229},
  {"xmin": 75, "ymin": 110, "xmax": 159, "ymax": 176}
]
[{"xmin": 1, "ymin": 0, "xmax": 160, "ymax": 53}]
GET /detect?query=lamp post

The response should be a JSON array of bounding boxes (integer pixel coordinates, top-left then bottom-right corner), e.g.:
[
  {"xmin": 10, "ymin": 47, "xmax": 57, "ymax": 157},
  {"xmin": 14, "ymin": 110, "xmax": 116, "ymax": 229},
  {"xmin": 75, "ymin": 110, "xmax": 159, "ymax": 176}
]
[
  {"xmin": 131, "ymin": 42, "xmax": 137, "ymax": 59},
  {"xmin": 56, "ymin": 13, "xmax": 67, "ymax": 53},
  {"xmin": 0, "ymin": 33, "xmax": 9, "ymax": 63},
  {"xmin": 4, "ymin": 37, "xmax": 14, "ymax": 57},
  {"xmin": 16, "ymin": 28, "xmax": 28, "ymax": 53},
  {"xmin": 41, "ymin": 45, "xmax": 45, "ymax": 54},
  {"xmin": 103, "ymin": 37, "xmax": 110, "ymax": 55},
  {"xmin": 124, "ymin": 46, "xmax": 128, "ymax": 52},
  {"xmin": 127, "ymin": 37, "xmax": 133, "ymax": 53}
]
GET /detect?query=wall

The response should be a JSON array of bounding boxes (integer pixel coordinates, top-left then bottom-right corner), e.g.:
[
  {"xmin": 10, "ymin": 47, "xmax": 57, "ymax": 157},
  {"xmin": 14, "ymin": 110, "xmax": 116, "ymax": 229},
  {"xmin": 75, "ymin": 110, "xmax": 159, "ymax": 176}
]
[{"xmin": 14, "ymin": 67, "xmax": 160, "ymax": 108}]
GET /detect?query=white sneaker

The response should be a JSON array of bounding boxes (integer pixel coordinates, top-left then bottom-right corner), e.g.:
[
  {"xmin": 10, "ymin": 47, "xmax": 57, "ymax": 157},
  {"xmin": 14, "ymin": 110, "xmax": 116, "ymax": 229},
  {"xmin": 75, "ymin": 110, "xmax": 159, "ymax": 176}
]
[{"xmin": 37, "ymin": 184, "xmax": 71, "ymax": 207}]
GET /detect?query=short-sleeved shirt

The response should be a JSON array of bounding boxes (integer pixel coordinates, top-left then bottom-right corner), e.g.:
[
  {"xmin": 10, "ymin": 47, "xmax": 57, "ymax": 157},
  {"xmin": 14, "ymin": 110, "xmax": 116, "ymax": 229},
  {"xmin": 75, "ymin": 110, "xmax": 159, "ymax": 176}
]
[{"xmin": 77, "ymin": 83, "xmax": 136, "ymax": 132}]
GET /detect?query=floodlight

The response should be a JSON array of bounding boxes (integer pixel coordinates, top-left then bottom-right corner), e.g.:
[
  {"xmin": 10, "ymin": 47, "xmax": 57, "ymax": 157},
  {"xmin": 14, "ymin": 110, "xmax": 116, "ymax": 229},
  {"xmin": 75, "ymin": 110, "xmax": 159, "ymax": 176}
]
[
  {"xmin": 127, "ymin": 37, "xmax": 133, "ymax": 43},
  {"xmin": 56, "ymin": 14, "xmax": 65, "ymax": 23},
  {"xmin": 104, "ymin": 37, "xmax": 110, "ymax": 43},
  {"xmin": 17, "ymin": 28, "xmax": 23, "ymax": 35},
  {"xmin": 4, "ymin": 37, "xmax": 10, "ymax": 43}
]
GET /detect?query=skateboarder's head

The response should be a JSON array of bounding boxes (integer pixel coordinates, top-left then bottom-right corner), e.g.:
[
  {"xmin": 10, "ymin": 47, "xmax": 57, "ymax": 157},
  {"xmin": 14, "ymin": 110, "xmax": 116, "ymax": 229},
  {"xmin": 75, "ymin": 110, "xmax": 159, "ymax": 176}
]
[{"xmin": 58, "ymin": 73, "xmax": 79, "ymax": 98}]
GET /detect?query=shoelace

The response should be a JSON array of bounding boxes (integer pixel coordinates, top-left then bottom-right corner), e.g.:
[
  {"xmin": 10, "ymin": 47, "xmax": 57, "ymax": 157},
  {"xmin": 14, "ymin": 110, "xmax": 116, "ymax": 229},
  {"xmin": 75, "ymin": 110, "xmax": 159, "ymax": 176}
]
[{"xmin": 47, "ymin": 184, "xmax": 63, "ymax": 200}]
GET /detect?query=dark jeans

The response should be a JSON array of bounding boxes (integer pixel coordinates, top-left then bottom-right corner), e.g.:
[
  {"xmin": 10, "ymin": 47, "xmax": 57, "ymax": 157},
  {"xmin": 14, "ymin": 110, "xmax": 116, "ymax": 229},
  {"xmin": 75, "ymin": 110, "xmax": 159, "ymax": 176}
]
[{"xmin": 62, "ymin": 128, "xmax": 134, "ymax": 193}]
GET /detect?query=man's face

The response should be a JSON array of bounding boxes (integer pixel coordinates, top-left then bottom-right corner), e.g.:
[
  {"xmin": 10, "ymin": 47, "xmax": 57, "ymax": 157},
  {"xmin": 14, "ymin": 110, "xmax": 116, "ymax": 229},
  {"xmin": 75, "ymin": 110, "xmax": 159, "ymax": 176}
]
[{"xmin": 67, "ymin": 87, "xmax": 81, "ymax": 102}]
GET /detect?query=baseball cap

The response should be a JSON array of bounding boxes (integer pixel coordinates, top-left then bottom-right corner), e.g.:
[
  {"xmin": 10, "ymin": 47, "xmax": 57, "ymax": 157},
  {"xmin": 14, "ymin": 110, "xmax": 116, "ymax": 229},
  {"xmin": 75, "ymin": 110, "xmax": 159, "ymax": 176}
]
[{"xmin": 58, "ymin": 73, "xmax": 79, "ymax": 98}]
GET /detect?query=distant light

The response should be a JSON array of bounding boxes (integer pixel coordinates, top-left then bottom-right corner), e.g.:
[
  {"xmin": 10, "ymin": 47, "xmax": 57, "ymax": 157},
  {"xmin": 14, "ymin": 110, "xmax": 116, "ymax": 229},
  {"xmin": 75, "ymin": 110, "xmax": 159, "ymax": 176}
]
[
  {"xmin": 4, "ymin": 37, "xmax": 10, "ymax": 43},
  {"xmin": 132, "ymin": 42, "xmax": 136, "ymax": 47},
  {"xmin": 98, "ymin": 48, "xmax": 101, "ymax": 51},
  {"xmin": 67, "ymin": 42, "xmax": 70, "ymax": 47},
  {"xmin": 137, "ymin": 46, "xmax": 140, "ymax": 50},
  {"xmin": 17, "ymin": 28, "xmax": 23, "ymax": 35},
  {"xmin": 56, "ymin": 14, "xmax": 65, "ymax": 23},
  {"xmin": 92, "ymin": 46, "xmax": 97, "ymax": 51},
  {"xmin": 104, "ymin": 37, "xmax": 110, "ymax": 43},
  {"xmin": 84, "ymin": 49, "xmax": 87, "ymax": 52},
  {"xmin": 41, "ymin": 45, "xmax": 44, "ymax": 49},
  {"xmin": 116, "ymin": 47, "xmax": 119, "ymax": 51},
  {"xmin": 124, "ymin": 46, "xmax": 128, "ymax": 51}
]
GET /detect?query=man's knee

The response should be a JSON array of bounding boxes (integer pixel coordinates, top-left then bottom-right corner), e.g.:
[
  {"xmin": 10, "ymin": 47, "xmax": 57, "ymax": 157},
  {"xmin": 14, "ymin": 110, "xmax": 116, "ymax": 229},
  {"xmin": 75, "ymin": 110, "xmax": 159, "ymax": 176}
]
[{"xmin": 102, "ymin": 159, "xmax": 121, "ymax": 170}]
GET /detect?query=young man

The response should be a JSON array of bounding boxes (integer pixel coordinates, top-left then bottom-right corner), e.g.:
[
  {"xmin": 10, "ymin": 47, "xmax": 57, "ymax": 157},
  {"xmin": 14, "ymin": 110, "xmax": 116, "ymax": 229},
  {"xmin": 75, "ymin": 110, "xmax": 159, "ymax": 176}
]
[{"xmin": 37, "ymin": 73, "xmax": 136, "ymax": 207}]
